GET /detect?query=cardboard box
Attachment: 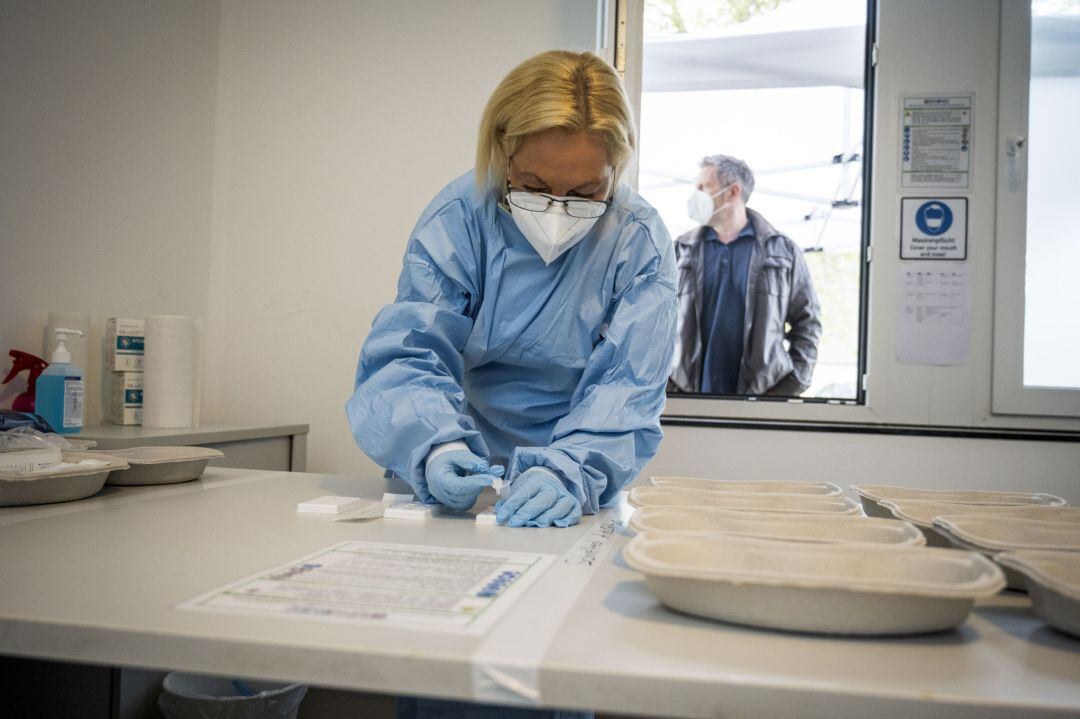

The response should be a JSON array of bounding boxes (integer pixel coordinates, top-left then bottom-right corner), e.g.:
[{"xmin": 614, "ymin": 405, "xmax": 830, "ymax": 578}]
[
  {"xmin": 106, "ymin": 318, "xmax": 144, "ymax": 372},
  {"xmin": 109, "ymin": 372, "xmax": 143, "ymax": 425}
]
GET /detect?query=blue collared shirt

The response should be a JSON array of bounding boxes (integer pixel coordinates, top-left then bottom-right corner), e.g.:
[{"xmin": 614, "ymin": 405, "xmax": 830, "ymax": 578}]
[{"xmin": 700, "ymin": 222, "xmax": 755, "ymax": 394}]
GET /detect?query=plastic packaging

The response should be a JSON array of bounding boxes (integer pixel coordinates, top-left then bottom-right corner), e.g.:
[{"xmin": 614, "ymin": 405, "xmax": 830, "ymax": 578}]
[
  {"xmin": 0, "ymin": 409, "xmax": 57, "ymax": 433},
  {"xmin": 0, "ymin": 446, "xmax": 62, "ymax": 472},
  {"xmin": 35, "ymin": 328, "xmax": 86, "ymax": 434},
  {"xmin": 157, "ymin": 672, "xmax": 306, "ymax": 719},
  {"xmin": 0, "ymin": 426, "xmax": 81, "ymax": 452}
]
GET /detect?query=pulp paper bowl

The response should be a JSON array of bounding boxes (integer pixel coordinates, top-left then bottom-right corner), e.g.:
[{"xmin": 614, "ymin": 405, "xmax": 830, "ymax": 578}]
[
  {"xmin": 876, "ymin": 500, "xmax": 1080, "ymax": 547},
  {"xmin": 996, "ymin": 550, "xmax": 1080, "ymax": 638},
  {"xmin": 0, "ymin": 451, "xmax": 129, "ymax": 507},
  {"xmin": 628, "ymin": 486, "xmax": 861, "ymax": 515},
  {"xmin": 629, "ymin": 506, "xmax": 924, "ymax": 546},
  {"xmin": 648, "ymin": 476, "xmax": 842, "ymax": 496},
  {"xmin": 931, "ymin": 516, "xmax": 1080, "ymax": 590},
  {"xmin": 850, "ymin": 484, "xmax": 1066, "ymax": 519},
  {"xmin": 624, "ymin": 533, "xmax": 1005, "ymax": 635},
  {"xmin": 93, "ymin": 446, "xmax": 224, "ymax": 486}
]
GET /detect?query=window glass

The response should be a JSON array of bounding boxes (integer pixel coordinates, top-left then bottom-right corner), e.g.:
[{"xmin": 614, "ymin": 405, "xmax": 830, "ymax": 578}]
[
  {"xmin": 1023, "ymin": 0, "xmax": 1080, "ymax": 389},
  {"xmin": 641, "ymin": 0, "xmax": 868, "ymax": 400}
]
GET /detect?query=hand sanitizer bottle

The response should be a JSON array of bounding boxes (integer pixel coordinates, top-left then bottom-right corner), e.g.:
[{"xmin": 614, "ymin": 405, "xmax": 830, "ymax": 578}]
[{"xmin": 35, "ymin": 328, "xmax": 86, "ymax": 434}]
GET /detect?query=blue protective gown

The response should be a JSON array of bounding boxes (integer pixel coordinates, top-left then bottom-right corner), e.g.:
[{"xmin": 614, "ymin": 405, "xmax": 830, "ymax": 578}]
[{"xmin": 346, "ymin": 170, "xmax": 677, "ymax": 512}]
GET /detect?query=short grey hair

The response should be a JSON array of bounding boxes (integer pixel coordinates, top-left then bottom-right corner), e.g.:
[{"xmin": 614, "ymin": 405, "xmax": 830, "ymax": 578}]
[{"xmin": 700, "ymin": 154, "xmax": 754, "ymax": 201}]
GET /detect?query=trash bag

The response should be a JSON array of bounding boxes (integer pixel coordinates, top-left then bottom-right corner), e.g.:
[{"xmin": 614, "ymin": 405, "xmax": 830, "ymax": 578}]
[{"xmin": 157, "ymin": 672, "xmax": 307, "ymax": 719}]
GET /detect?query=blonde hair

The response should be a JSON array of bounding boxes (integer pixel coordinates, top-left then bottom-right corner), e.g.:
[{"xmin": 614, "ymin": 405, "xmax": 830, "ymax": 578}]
[{"xmin": 476, "ymin": 50, "xmax": 636, "ymax": 191}]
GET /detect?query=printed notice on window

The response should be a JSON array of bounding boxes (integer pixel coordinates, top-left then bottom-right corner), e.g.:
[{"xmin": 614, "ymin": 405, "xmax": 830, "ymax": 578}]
[
  {"xmin": 895, "ymin": 266, "xmax": 972, "ymax": 365},
  {"xmin": 177, "ymin": 541, "xmax": 554, "ymax": 633},
  {"xmin": 901, "ymin": 95, "xmax": 972, "ymax": 188}
]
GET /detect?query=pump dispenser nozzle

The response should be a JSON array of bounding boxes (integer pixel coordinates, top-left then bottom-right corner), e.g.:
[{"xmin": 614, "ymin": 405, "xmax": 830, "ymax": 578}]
[{"xmin": 50, "ymin": 328, "xmax": 85, "ymax": 365}]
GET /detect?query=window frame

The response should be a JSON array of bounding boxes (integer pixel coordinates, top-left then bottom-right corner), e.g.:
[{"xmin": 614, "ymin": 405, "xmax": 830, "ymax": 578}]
[
  {"xmin": 991, "ymin": 0, "xmax": 1080, "ymax": 417},
  {"xmin": 625, "ymin": 0, "xmax": 878, "ymax": 416}
]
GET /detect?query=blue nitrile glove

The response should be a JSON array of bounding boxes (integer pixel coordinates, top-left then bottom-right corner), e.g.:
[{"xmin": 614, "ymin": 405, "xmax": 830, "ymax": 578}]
[
  {"xmin": 495, "ymin": 468, "xmax": 582, "ymax": 528},
  {"xmin": 425, "ymin": 449, "xmax": 505, "ymax": 511}
]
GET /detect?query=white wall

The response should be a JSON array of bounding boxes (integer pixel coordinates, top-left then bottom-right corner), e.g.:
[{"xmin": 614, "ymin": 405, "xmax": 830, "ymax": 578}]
[
  {"xmin": 201, "ymin": 1, "xmax": 600, "ymax": 475},
  {"xmin": 0, "ymin": 0, "xmax": 220, "ymax": 424},
  {"xmin": 643, "ymin": 426, "xmax": 1080, "ymax": 503}
]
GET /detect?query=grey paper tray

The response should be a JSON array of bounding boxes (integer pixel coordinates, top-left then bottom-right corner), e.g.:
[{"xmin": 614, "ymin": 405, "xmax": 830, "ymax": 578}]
[
  {"xmin": 0, "ymin": 451, "xmax": 129, "ymax": 507},
  {"xmin": 93, "ymin": 446, "xmax": 224, "ymax": 486},
  {"xmin": 996, "ymin": 550, "xmax": 1080, "ymax": 638}
]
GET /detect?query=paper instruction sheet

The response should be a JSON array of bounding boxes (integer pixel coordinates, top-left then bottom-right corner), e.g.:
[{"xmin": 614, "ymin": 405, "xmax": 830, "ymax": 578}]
[
  {"xmin": 178, "ymin": 541, "xmax": 554, "ymax": 633},
  {"xmin": 901, "ymin": 95, "xmax": 973, "ymax": 188},
  {"xmin": 895, "ymin": 266, "xmax": 972, "ymax": 365}
]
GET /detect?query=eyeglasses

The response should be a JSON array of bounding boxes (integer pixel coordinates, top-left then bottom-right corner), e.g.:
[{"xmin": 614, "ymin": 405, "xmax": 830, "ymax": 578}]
[{"xmin": 506, "ymin": 190, "xmax": 611, "ymax": 219}]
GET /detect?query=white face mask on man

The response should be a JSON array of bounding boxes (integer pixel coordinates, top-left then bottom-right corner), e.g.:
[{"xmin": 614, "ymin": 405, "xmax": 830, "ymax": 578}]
[{"xmin": 687, "ymin": 183, "xmax": 734, "ymax": 226}]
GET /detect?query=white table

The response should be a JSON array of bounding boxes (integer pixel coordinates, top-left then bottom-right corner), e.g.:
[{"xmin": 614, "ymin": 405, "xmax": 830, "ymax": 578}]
[{"xmin": 1, "ymin": 468, "xmax": 1078, "ymax": 718}]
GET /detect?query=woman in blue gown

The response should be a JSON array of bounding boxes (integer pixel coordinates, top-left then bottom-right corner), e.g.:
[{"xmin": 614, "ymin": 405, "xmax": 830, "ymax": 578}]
[{"xmin": 346, "ymin": 50, "xmax": 677, "ymax": 718}]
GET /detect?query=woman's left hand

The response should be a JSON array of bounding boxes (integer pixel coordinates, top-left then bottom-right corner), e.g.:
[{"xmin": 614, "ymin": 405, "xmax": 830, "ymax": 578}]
[{"xmin": 495, "ymin": 468, "xmax": 582, "ymax": 528}]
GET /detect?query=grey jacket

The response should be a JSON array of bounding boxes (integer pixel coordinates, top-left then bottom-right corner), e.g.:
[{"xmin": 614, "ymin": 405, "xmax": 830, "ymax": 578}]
[{"xmin": 669, "ymin": 208, "xmax": 822, "ymax": 396}]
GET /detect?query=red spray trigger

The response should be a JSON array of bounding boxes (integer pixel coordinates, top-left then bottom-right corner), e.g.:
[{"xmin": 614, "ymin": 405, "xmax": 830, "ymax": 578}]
[{"xmin": 2, "ymin": 350, "xmax": 49, "ymax": 412}]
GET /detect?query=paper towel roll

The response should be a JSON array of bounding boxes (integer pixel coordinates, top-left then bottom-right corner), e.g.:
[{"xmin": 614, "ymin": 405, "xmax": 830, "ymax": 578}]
[
  {"xmin": 143, "ymin": 315, "xmax": 199, "ymax": 429},
  {"xmin": 45, "ymin": 311, "xmax": 90, "ymax": 370}
]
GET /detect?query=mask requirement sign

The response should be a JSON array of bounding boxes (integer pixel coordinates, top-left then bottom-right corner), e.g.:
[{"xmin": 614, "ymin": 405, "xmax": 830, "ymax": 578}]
[{"xmin": 900, "ymin": 197, "xmax": 968, "ymax": 260}]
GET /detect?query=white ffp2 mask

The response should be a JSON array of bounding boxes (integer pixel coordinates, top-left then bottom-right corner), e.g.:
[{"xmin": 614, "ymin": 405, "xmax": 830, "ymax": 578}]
[
  {"xmin": 687, "ymin": 184, "xmax": 734, "ymax": 225},
  {"xmin": 509, "ymin": 203, "xmax": 600, "ymax": 264}
]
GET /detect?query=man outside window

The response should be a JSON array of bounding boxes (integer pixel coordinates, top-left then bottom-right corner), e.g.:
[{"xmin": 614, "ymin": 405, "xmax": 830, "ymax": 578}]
[{"xmin": 669, "ymin": 155, "xmax": 821, "ymax": 395}]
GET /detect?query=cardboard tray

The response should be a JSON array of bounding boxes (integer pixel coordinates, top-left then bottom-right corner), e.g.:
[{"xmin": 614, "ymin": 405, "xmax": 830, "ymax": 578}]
[
  {"xmin": 875, "ymin": 500, "xmax": 1080, "ymax": 547},
  {"xmin": 996, "ymin": 550, "xmax": 1080, "ymax": 638},
  {"xmin": 648, "ymin": 476, "xmax": 842, "ymax": 495},
  {"xmin": 850, "ymin": 484, "xmax": 1066, "ymax": 519},
  {"xmin": 94, "ymin": 446, "xmax": 224, "ymax": 486},
  {"xmin": 0, "ymin": 451, "xmax": 129, "ymax": 507},
  {"xmin": 932, "ymin": 516, "xmax": 1080, "ymax": 590},
  {"xmin": 628, "ymin": 486, "xmax": 861, "ymax": 515},
  {"xmin": 629, "ymin": 506, "xmax": 924, "ymax": 546},
  {"xmin": 624, "ymin": 532, "xmax": 1005, "ymax": 635}
]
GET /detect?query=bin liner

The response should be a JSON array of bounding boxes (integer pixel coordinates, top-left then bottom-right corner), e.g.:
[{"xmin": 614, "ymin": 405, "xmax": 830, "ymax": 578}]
[{"xmin": 158, "ymin": 672, "xmax": 307, "ymax": 719}]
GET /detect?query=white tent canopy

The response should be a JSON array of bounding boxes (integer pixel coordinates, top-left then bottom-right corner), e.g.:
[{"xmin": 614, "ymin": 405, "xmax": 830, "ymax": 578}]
[{"xmin": 643, "ymin": 0, "xmax": 867, "ymax": 92}]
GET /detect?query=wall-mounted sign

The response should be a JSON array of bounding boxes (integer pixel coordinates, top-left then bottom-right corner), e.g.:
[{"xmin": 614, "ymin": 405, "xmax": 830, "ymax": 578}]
[
  {"xmin": 900, "ymin": 197, "xmax": 968, "ymax": 260},
  {"xmin": 901, "ymin": 94, "xmax": 972, "ymax": 189}
]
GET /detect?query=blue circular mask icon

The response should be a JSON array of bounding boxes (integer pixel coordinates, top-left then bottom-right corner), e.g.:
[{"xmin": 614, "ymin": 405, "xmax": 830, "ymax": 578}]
[{"xmin": 915, "ymin": 201, "xmax": 953, "ymax": 236}]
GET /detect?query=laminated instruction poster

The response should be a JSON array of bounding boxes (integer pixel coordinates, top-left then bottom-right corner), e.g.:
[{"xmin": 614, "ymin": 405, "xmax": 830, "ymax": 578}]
[
  {"xmin": 178, "ymin": 541, "xmax": 554, "ymax": 633},
  {"xmin": 901, "ymin": 95, "xmax": 972, "ymax": 188}
]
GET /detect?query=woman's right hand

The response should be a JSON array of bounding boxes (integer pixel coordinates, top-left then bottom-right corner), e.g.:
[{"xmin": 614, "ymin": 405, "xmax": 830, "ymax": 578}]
[{"xmin": 425, "ymin": 449, "xmax": 504, "ymax": 511}]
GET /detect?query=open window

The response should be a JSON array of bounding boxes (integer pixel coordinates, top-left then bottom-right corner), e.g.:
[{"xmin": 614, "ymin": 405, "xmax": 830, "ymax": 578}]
[{"xmin": 634, "ymin": 0, "xmax": 874, "ymax": 404}]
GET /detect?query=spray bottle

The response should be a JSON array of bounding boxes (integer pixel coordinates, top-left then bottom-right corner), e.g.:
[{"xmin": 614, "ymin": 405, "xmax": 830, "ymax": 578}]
[
  {"xmin": 35, "ymin": 328, "xmax": 86, "ymax": 434},
  {"xmin": 1, "ymin": 350, "xmax": 50, "ymax": 412}
]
